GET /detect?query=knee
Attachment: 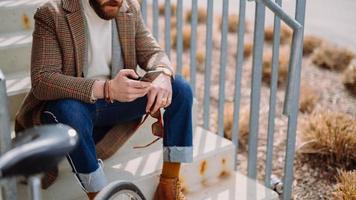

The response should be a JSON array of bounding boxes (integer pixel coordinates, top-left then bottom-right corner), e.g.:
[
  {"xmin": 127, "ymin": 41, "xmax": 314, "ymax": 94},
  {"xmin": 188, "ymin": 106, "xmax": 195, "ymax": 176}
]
[
  {"xmin": 172, "ymin": 75, "xmax": 193, "ymax": 105},
  {"xmin": 42, "ymin": 99, "xmax": 94, "ymax": 132}
]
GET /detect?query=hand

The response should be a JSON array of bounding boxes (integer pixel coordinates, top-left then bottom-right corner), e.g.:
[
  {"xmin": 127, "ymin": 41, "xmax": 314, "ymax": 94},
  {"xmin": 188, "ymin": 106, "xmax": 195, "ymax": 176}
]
[
  {"xmin": 110, "ymin": 69, "xmax": 151, "ymax": 102},
  {"xmin": 146, "ymin": 73, "xmax": 172, "ymax": 113}
]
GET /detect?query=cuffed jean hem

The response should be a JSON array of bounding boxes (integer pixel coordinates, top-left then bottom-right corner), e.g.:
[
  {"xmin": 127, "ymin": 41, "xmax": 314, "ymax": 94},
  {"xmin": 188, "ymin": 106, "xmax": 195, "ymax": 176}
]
[
  {"xmin": 163, "ymin": 146, "xmax": 193, "ymax": 163},
  {"xmin": 76, "ymin": 163, "xmax": 108, "ymax": 193}
]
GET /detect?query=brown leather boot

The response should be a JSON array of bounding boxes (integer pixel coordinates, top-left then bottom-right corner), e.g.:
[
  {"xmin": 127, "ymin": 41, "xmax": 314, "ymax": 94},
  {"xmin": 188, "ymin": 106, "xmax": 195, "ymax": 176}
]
[
  {"xmin": 86, "ymin": 192, "xmax": 99, "ymax": 200},
  {"xmin": 153, "ymin": 175, "xmax": 187, "ymax": 200}
]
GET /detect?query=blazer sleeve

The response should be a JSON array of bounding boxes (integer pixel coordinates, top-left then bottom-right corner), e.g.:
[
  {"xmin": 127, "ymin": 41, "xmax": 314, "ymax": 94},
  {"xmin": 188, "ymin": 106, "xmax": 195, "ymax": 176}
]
[
  {"xmin": 133, "ymin": 1, "xmax": 175, "ymax": 76},
  {"xmin": 30, "ymin": 7, "xmax": 96, "ymax": 103}
]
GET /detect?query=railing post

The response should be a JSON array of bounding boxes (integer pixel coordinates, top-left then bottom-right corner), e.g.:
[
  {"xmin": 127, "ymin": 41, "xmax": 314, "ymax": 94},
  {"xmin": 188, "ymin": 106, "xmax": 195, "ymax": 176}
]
[
  {"xmin": 264, "ymin": 0, "xmax": 282, "ymax": 190},
  {"xmin": 176, "ymin": 0, "xmax": 183, "ymax": 75},
  {"xmin": 202, "ymin": 0, "xmax": 214, "ymax": 130},
  {"xmin": 0, "ymin": 70, "xmax": 17, "ymax": 200},
  {"xmin": 282, "ymin": 0, "xmax": 306, "ymax": 199},
  {"xmin": 164, "ymin": 0, "xmax": 171, "ymax": 58},
  {"xmin": 232, "ymin": 0, "xmax": 247, "ymax": 170},
  {"xmin": 189, "ymin": 0, "xmax": 198, "ymax": 95},
  {"xmin": 217, "ymin": 0, "xmax": 229, "ymax": 137},
  {"xmin": 152, "ymin": 0, "xmax": 159, "ymax": 40},
  {"xmin": 247, "ymin": 0, "xmax": 265, "ymax": 180},
  {"xmin": 140, "ymin": 0, "xmax": 147, "ymax": 24}
]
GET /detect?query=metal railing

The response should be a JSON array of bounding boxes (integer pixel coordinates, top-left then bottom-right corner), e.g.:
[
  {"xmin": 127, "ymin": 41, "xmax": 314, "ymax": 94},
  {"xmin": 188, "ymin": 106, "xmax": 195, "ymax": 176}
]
[
  {"xmin": 0, "ymin": 0, "xmax": 305, "ymax": 199},
  {"xmin": 141, "ymin": 0, "xmax": 306, "ymax": 199},
  {"xmin": 0, "ymin": 70, "xmax": 17, "ymax": 199}
]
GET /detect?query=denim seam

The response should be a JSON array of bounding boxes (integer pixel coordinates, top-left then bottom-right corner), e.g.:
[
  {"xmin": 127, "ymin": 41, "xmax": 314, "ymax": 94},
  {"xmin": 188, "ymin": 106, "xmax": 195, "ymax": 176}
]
[{"xmin": 43, "ymin": 111, "xmax": 90, "ymax": 192}]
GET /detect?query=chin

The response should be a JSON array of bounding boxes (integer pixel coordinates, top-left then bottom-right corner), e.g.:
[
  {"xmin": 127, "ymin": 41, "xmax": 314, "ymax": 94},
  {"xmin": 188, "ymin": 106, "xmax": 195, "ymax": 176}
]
[{"xmin": 103, "ymin": 7, "xmax": 119, "ymax": 17}]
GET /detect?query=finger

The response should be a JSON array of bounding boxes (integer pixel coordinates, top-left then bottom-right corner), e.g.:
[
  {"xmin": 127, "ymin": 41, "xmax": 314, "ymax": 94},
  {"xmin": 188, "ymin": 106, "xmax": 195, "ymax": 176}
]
[
  {"xmin": 151, "ymin": 91, "xmax": 165, "ymax": 114},
  {"xmin": 146, "ymin": 89, "xmax": 157, "ymax": 113},
  {"xmin": 128, "ymin": 80, "xmax": 152, "ymax": 89},
  {"xmin": 165, "ymin": 92, "xmax": 172, "ymax": 108},
  {"xmin": 160, "ymin": 91, "xmax": 169, "ymax": 107},
  {"xmin": 120, "ymin": 69, "xmax": 139, "ymax": 79}
]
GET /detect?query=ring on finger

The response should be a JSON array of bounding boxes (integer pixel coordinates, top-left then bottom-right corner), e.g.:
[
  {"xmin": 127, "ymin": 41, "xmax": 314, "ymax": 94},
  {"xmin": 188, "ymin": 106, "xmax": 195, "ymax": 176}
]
[{"xmin": 161, "ymin": 98, "xmax": 167, "ymax": 105}]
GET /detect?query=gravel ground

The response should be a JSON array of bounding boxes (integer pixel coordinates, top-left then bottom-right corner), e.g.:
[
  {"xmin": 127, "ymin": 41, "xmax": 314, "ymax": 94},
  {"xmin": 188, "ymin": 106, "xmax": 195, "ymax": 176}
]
[{"xmin": 145, "ymin": 4, "xmax": 356, "ymax": 199}]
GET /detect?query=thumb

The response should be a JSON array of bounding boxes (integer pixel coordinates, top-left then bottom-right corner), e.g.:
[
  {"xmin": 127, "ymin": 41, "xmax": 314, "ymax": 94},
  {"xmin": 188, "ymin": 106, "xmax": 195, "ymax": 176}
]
[{"xmin": 120, "ymin": 69, "xmax": 139, "ymax": 79}]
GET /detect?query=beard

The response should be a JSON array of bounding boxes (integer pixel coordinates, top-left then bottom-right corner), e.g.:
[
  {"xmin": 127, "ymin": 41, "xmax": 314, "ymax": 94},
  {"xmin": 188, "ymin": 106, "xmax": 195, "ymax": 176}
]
[{"xmin": 89, "ymin": 0, "xmax": 121, "ymax": 20}]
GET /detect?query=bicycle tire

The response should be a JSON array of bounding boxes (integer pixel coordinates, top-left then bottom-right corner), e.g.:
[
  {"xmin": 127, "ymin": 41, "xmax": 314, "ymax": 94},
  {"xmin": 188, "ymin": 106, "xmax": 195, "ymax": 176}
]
[{"xmin": 95, "ymin": 181, "xmax": 146, "ymax": 200}]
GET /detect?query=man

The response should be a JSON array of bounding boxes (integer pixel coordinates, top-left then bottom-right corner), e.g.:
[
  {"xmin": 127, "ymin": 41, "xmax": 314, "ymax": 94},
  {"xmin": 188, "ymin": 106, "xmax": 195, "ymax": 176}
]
[{"xmin": 15, "ymin": 0, "xmax": 193, "ymax": 199}]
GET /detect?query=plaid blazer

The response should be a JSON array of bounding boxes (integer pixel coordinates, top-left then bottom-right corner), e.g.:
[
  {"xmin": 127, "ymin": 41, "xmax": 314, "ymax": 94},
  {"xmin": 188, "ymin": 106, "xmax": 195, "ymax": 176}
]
[{"xmin": 15, "ymin": 0, "xmax": 173, "ymax": 158}]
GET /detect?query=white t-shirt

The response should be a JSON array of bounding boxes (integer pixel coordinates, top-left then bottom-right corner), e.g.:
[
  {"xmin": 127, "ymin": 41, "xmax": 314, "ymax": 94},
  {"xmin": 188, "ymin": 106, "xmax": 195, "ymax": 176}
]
[{"xmin": 82, "ymin": 0, "xmax": 112, "ymax": 80}]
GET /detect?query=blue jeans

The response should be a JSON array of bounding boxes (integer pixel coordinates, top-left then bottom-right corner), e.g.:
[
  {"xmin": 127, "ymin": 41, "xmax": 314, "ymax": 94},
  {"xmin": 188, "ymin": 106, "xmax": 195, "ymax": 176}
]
[{"xmin": 40, "ymin": 75, "xmax": 193, "ymax": 192}]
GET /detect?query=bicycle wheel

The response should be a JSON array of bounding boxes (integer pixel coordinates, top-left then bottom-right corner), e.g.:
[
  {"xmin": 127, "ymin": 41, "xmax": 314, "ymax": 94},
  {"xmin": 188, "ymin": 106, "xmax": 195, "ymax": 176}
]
[{"xmin": 95, "ymin": 181, "xmax": 146, "ymax": 200}]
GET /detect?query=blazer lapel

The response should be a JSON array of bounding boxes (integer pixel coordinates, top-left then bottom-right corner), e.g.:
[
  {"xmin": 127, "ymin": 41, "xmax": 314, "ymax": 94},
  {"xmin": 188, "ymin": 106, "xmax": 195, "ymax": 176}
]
[
  {"xmin": 116, "ymin": 5, "xmax": 136, "ymax": 70},
  {"xmin": 64, "ymin": 0, "xmax": 86, "ymax": 77}
]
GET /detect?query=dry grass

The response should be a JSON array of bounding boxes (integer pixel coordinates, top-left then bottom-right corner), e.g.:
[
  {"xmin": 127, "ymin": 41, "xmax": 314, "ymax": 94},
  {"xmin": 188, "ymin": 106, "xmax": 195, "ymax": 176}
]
[
  {"xmin": 311, "ymin": 44, "xmax": 354, "ymax": 72},
  {"xmin": 171, "ymin": 27, "xmax": 191, "ymax": 50},
  {"xmin": 170, "ymin": 17, "xmax": 177, "ymax": 29},
  {"xmin": 264, "ymin": 24, "xmax": 293, "ymax": 44},
  {"xmin": 303, "ymin": 35, "xmax": 323, "ymax": 56},
  {"xmin": 218, "ymin": 14, "xmax": 251, "ymax": 33},
  {"xmin": 244, "ymin": 42, "xmax": 253, "ymax": 58},
  {"xmin": 333, "ymin": 170, "xmax": 356, "ymax": 200},
  {"xmin": 224, "ymin": 102, "xmax": 250, "ymax": 149},
  {"xmin": 218, "ymin": 14, "xmax": 239, "ymax": 33},
  {"xmin": 196, "ymin": 51, "xmax": 205, "ymax": 72},
  {"xmin": 234, "ymin": 42, "xmax": 253, "ymax": 59},
  {"xmin": 185, "ymin": 8, "xmax": 207, "ymax": 24},
  {"xmin": 299, "ymin": 84, "xmax": 320, "ymax": 113},
  {"xmin": 262, "ymin": 49, "xmax": 289, "ymax": 86},
  {"xmin": 343, "ymin": 62, "xmax": 356, "ymax": 95},
  {"xmin": 298, "ymin": 112, "xmax": 356, "ymax": 166},
  {"xmin": 159, "ymin": 3, "xmax": 177, "ymax": 16}
]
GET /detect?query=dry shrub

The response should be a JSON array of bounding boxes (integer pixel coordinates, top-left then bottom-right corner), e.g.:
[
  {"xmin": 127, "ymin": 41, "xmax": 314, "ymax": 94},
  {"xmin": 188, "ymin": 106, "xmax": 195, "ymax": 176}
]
[
  {"xmin": 311, "ymin": 44, "xmax": 354, "ymax": 71},
  {"xmin": 244, "ymin": 42, "xmax": 253, "ymax": 58},
  {"xmin": 262, "ymin": 49, "xmax": 289, "ymax": 86},
  {"xmin": 343, "ymin": 62, "xmax": 356, "ymax": 95},
  {"xmin": 218, "ymin": 14, "xmax": 238, "ymax": 33},
  {"xmin": 171, "ymin": 27, "xmax": 191, "ymax": 50},
  {"xmin": 182, "ymin": 65, "xmax": 190, "ymax": 80},
  {"xmin": 299, "ymin": 112, "xmax": 356, "ymax": 166},
  {"xmin": 170, "ymin": 17, "xmax": 177, "ymax": 29},
  {"xmin": 159, "ymin": 3, "xmax": 177, "ymax": 16},
  {"xmin": 333, "ymin": 170, "xmax": 356, "ymax": 200},
  {"xmin": 303, "ymin": 35, "xmax": 323, "ymax": 56},
  {"xmin": 234, "ymin": 42, "xmax": 253, "ymax": 59},
  {"xmin": 227, "ymin": 15, "xmax": 239, "ymax": 33},
  {"xmin": 218, "ymin": 14, "xmax": 250, "ymax": 33},
  {"xmin": 196, "ymin": 51, "xmax": 205, "ymax": 72},
  {"xmin": 185, "ymin": 8, "xmax": 207, "ymax": 24},
  {"xmin": 299, "ymin": 84, "xmax": 320, "ymax": 113},
  {"xmin": 264, "ymin": 24, "xmax": 292, "ymax": 44},
  {"xmin": 224, "ymin": 102, "xmax": 250, "ymax": 149}
]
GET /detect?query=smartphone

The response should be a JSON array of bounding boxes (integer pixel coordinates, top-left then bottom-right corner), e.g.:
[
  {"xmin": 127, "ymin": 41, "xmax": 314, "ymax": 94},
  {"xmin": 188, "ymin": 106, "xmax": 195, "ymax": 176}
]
[{"xmin": 139, "ymin": 70, "xmax": 162, "ymax": 82}]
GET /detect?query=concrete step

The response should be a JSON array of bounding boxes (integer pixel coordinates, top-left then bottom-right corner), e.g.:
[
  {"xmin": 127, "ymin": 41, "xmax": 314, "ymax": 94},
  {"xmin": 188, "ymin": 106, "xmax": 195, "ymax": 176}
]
[
  {"xmin": 5, "ymin": 71, "xmax": 30, "ymax": 96},
  {"xmin": 16, "ymin": 124, "xmax": 238, "ymax": 200},
  {"xmin": 0, "ymin": 31, "xmax": 32, "ymax": 75},
  {"xmin": 186, "ymin": 171, "xmax": 279, "ymax": 200},
  {"xmin": 0, "ymin": 0, "xmax": 45, "ymax": 34},
  {"xmin": 4, "ymin": 72, "xmax": 30, "ymax": 120}
]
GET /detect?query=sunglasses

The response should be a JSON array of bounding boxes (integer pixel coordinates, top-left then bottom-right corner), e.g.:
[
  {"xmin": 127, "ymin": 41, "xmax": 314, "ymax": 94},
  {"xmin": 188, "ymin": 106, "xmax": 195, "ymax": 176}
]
[{"xmin": 133, "ymin": 109, "xmax": 164, "ymax": 149}]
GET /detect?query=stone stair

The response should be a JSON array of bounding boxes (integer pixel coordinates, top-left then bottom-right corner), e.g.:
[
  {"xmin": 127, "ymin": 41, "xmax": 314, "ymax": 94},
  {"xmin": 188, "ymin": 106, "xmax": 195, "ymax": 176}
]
[{"xmin": 0, "ymin": 1, "xmax": 278, "ymax": 199}]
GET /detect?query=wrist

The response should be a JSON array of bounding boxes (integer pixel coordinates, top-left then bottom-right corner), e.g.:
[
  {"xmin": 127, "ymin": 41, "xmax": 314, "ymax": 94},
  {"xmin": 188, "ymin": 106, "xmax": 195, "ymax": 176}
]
[
  {"xmin": 154, "ymin": 67, "xmax": 174, "ymax": 82},
  {"xmin": 92, "ymin": 80, "xmax": 105, "ymax": 99}
]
